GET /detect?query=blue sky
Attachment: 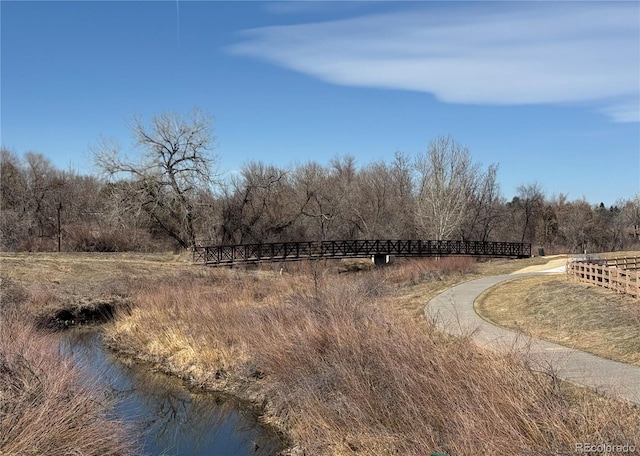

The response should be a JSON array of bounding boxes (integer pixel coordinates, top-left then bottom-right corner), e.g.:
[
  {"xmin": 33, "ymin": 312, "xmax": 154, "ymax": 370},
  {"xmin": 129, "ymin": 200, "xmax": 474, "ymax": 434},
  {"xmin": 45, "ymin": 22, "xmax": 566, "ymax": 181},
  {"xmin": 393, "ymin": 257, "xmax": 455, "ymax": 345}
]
[{"xmin": 1, "ymin": 1, "xmax": 639, "ymax": 205}]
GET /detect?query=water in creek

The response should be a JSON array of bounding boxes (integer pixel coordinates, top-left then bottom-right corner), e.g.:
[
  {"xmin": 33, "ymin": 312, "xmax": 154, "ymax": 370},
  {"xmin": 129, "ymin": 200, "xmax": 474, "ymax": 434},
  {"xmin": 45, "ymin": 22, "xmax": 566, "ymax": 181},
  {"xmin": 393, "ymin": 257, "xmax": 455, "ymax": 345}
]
[{"xmin": 58, "ymin": 330, "xmax": 285, "ymax": 456}]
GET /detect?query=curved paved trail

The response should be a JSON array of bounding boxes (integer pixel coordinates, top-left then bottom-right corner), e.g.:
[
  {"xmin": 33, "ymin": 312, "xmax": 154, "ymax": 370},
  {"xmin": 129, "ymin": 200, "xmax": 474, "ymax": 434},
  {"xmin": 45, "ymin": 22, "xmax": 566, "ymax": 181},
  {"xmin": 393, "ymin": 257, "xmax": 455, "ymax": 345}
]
[{"xmin": 426, "ymin": 271, "xmax": 640, "ymax": 406}]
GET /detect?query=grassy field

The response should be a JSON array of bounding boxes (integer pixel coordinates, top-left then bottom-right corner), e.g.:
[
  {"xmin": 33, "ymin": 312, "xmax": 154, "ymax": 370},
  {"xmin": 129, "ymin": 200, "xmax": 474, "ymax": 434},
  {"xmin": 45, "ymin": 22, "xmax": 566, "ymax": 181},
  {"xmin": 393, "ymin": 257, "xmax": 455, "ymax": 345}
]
[
  {"xmin": 597, "ymin": 250, "xmax": 640, "ymax": 260},
  {"xmin": 2, "ymin": 252, "xmax": 640, "ymax": 455},
  {"xmin": 476, "ymin": 264, "xmax": 640, "ymax": 366}
]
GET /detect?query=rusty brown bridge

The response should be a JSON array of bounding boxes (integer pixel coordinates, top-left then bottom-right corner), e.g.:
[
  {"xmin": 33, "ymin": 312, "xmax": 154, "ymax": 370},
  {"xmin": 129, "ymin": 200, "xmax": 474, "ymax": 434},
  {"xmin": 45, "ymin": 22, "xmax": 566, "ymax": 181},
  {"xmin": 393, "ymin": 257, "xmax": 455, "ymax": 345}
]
[{"xmin": 193, "ymin": 239, "xmax": 531, "ymax": 266}]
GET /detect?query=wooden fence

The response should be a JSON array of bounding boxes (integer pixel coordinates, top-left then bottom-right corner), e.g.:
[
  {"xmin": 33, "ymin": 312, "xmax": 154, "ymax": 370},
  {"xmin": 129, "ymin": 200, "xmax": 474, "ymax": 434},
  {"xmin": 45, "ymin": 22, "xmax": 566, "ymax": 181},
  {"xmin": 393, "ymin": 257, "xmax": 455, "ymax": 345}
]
[
  {"xmin": 567, "ymin": 261, "xmax": 640, "ymax": 298},
  {"xmin": 605, "ymin": 256, "xmax": 640, "ymax": 270}
]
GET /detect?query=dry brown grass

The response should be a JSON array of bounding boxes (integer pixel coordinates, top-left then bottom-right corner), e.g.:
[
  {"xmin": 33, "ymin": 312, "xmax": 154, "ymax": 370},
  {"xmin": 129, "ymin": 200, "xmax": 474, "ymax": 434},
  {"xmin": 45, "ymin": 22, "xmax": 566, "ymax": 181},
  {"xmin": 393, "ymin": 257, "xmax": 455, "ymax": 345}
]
[
  {"xmin": 0, "ymin": 252, "xmax": 200, "ymax": 329},
  {"xmin": 476, "ymin": 254, "xmax": 563, "ymax": 275},
  {"xmin": 386, "ymin": 257, "xmax": 478, "ymax": 317},
  {"xmin": 598, "ymin": 250, "xmax": 640, "ymax": 260},
  {"xmin": 0, "ymin": 263, "xmax": 137, "ymax": 456},
  {"xmin": 6, "ymin": 252, "xmax": 640, "ymax": 455},
  {"xmin": 104, "ymin": 268, "xmax": 311, "ymax": 380},
  {"xmin": 0, "ymin": 251, "xmax": 193, "ymax": 288},
  {"xmin": 0, "ymin": 319, "xmax": 136, "ymax": 456},
  {"xmin": 387, "ymin": 255, "xmax": 563, "ymax": 316},
  {"xmin": 476, "ymin": 275, "xmax": 640, "ymax": 366},
  {"xmin": 105, "ymin": 263, "xmax": 640, "ymax": 455}
]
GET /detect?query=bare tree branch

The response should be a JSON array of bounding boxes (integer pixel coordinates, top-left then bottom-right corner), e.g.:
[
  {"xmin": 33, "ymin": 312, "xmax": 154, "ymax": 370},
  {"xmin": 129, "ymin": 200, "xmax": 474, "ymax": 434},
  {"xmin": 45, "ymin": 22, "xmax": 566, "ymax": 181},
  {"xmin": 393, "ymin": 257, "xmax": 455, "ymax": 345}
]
[{"xmin": 92, "ymin": 108, "xmax": 218, "ymax": 248}]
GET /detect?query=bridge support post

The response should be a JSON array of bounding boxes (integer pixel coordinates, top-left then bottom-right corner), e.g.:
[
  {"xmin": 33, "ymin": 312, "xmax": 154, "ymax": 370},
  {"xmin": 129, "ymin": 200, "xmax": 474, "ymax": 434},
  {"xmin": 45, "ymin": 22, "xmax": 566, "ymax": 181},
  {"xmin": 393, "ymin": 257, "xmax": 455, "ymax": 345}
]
[{"xmin": 372, "ymin": 254, "xmax": 390, "ymax": 266}]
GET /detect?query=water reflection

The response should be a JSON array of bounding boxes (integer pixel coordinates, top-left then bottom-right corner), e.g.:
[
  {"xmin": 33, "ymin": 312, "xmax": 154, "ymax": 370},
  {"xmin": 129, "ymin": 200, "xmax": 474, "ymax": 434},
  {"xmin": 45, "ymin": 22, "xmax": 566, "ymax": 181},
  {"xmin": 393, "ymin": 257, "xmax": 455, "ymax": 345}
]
[{"xmin": 59, "ymin": 330, "xmax": 284, "ymax": 456}]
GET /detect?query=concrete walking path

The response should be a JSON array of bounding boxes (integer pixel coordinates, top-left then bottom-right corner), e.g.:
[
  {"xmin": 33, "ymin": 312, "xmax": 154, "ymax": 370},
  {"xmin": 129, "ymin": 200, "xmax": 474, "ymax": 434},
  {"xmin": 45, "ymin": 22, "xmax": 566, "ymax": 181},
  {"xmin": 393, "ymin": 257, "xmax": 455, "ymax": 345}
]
[{"xmin": 425, "ymin": 272, "xmax": 640, "ymax": 406}]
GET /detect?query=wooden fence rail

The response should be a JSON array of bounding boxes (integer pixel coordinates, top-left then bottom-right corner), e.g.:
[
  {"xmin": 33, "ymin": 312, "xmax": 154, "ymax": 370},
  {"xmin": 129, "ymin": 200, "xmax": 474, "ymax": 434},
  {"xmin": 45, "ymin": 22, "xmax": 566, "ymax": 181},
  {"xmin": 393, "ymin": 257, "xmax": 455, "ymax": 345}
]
[
  {"xmin": 567, "ymin": 261, "xmax": 640, "ymax": 298},
  {"xmin": 605, "ymin": 256, "xmax": 640, "ymax": 270}
]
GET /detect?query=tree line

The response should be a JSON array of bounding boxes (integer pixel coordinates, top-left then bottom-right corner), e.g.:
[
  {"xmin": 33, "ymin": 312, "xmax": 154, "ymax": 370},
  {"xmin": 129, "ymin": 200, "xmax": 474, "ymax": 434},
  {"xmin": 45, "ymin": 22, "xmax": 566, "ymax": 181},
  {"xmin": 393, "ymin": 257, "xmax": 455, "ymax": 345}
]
[{"xmin": 2, "ymin": 109, "xmax": 639, "ymax": 254}]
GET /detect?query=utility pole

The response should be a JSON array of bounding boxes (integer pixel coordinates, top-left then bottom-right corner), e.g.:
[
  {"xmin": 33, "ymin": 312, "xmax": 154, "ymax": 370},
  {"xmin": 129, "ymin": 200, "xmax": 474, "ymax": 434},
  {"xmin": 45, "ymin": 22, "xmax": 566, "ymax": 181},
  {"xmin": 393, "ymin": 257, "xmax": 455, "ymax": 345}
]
[{"xmin": 57, "ymin": 202, "xmax": 62, "ymax": 252}]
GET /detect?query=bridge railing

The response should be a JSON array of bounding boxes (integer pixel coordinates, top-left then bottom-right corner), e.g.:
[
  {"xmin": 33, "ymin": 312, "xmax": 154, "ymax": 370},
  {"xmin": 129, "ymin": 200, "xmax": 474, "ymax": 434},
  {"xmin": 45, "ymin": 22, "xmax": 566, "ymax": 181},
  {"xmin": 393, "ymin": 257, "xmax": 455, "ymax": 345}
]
[{"xmin": 193, "ymin": 239, "xmax": 531, "ymax": 266}]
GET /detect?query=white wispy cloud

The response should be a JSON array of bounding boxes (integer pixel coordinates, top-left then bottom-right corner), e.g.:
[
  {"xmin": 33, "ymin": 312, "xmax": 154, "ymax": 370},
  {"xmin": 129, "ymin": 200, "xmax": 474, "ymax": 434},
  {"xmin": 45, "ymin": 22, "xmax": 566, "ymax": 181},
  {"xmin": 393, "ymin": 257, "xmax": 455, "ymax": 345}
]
[{"xmin": 228, "ymin": 2, "xmax": 639, "ymax": 122}]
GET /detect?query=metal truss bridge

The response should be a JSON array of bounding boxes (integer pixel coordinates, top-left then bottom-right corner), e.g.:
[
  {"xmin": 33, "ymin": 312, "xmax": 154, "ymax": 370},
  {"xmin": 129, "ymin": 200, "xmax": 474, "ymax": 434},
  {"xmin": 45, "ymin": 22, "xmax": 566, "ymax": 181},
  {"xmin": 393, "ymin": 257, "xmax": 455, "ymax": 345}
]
[{"xmin": 193, "ymin": 239, "xmax": 531, "ymax": 266}]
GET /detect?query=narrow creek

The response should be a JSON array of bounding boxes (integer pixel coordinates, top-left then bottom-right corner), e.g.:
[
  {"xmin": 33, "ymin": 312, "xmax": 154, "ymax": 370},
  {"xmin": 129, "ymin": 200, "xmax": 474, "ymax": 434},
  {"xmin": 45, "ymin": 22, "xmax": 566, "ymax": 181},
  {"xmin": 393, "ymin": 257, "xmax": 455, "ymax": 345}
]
[{"xmin": 58, "ymin": 329, "xmax": 285, "ymax": 456}]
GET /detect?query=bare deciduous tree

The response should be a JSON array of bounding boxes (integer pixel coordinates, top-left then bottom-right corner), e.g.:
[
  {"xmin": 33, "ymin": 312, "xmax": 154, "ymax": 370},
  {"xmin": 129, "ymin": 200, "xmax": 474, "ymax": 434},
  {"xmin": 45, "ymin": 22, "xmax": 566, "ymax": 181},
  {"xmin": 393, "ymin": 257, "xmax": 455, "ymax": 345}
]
[
  {"xmin": 327, "ymin": 155, "xmax": 363, "ymax": 239},
  {"xmin": 353, "ymin": 161, "xmax": 393, "ymax": 239},
  {"xmin": 558, "ymin": 198, "xmax": 597, "ymax": 253},
  {"xmin": 514, "ymin": 182, "xmax": 545, "ymax": 244},
  {"xmin": 0, "ymin": 148, "xmax": 29, "ymax": 250},
  {"xmin": 93, "ymin": 109, "xmax": 218, "ymax": 248},
  {"xmin": 220, "ymin": 162, "xmax": 299, "ymax": 244},
  {"xmin": 459, "ymin": 163, "xmax": 504, "ymax": 242},
  {"xmin": 414, "ymin": 135, "xmax": 483, "ymax": 240},
  {"xmin": 622, "ymin": 195, "xmax": 640, "ymax": 240},
  {"xmin": 292, "ymin": 161, "xmax": 335, "ymax": 241}
]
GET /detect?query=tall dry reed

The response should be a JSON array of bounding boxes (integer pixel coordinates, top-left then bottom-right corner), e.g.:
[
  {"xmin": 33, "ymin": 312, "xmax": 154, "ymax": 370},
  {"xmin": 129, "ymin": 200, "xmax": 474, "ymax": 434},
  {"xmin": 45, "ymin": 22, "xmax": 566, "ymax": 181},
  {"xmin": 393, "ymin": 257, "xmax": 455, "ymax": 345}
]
[
  {"xmin": 0, "ymin": 320, "xmax": 136, "ymax": 455},
  {"xmin": 106, "ymin": 264, "xmax": 640, "ymax": 455},
  {"xmin": 0, "ymin": 274, "xmax": 135, "ymax": 455}
]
